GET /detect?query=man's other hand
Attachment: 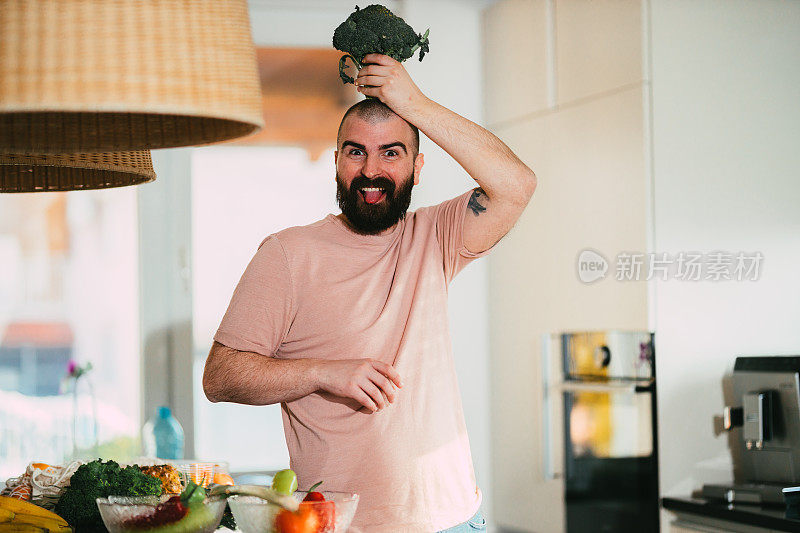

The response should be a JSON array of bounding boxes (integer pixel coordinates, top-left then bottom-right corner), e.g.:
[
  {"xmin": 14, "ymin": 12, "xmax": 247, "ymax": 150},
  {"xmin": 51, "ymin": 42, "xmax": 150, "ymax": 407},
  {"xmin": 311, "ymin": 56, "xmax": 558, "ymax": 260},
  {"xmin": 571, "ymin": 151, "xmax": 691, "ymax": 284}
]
[
  {"xmin": 355, "ymin": 54, "xmax": 427, "ymax": 117},
  {"xmin": 318, "ymin": 358, "xmax": 403, "ymax": 413}
]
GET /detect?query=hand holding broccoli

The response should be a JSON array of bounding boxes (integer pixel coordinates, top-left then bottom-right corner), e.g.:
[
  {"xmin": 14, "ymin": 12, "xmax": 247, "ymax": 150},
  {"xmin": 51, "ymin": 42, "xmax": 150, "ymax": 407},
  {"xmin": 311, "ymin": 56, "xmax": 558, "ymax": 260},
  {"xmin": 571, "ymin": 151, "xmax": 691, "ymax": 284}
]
[{"xmin": 354, "ymin": 54, "xmax": 428, "ymax": 117}]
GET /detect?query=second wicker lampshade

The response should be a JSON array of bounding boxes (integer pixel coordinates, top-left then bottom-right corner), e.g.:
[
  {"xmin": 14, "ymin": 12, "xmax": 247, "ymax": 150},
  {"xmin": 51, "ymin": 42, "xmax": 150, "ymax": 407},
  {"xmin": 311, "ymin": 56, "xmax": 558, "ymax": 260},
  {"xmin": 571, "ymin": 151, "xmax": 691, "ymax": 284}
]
[
  {"xmin": 0, "ymin": 0, "xmax": 265, "ymax": 153},
  {"xmin": 0, "ymin": 151, "xmax": 156, "ymax": 193}
]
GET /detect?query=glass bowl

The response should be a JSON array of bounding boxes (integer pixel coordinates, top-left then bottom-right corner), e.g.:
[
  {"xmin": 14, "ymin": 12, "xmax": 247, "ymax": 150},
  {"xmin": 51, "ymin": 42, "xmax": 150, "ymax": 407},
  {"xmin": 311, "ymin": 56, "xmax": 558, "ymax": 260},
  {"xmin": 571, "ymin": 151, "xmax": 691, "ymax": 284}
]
[
  {"xmin": 168, "ymin": 460, "xmax": 229, "ymax": 488},
  {"xmin": 229, "ymin": 490, "xmax": 359, "ymax": 533},
  {"xmin": 96, "ymin": 494, "xmax": 227, "ymax": 533}
]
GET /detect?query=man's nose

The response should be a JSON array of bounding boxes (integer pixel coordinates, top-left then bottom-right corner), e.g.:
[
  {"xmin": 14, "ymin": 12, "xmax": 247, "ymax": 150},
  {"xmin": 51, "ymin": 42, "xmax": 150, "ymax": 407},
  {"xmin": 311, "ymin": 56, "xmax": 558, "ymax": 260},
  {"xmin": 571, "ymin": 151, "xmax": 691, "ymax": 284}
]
[{"xmin": 361, "ymin": 154, "xmax": 382, "ymax": 178}]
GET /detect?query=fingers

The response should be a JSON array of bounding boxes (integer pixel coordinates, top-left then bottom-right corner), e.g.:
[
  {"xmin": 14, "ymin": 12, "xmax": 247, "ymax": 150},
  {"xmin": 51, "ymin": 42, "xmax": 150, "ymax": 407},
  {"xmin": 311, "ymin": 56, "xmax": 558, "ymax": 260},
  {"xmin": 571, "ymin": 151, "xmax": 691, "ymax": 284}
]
[
  {"xmin": 355, "ymin": 65, "xmax": 394, "ymax": 89},
  {"xmin": 357, "ymin": 64, "xmax": 392, "ymax": 78},
  {"xmin": 354, "ymin": 75, "xmax": 384, "ymax": 88},
  {"xmin": 361, "ymin": 380, "xmax": 388, "ymax": 411},
  {"xmin": 324, "ymin": 358, "xmax": 402, "ymax": 413},
  {"xmin": 371, "ymin": 360, "xmax": 403, "ymax": 388},
  {"xmin": 357, "ymin": 85, "xmax": 380, "ymax": 98},
  {"xmin": 353, "ymin": 361, "xmax": 401, "ymax": 412},
  {"xmin": 350, "ymin": 386, "xmax": 379, "ymax": 413},
  {"xmin": 369, "ymin": 369, "xmax": 396, "ymax": 403},
  {"xmin": 362, "ymin": 53, "xmax": 397, "ymax": 66}
]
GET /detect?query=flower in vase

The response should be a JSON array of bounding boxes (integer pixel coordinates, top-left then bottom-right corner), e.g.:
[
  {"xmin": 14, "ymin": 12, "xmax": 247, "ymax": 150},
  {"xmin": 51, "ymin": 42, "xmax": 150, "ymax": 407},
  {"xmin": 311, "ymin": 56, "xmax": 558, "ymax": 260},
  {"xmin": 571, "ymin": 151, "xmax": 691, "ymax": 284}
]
[{"xmin": 61, "ymin": 359, "xmax": 93, "ymax": 393}]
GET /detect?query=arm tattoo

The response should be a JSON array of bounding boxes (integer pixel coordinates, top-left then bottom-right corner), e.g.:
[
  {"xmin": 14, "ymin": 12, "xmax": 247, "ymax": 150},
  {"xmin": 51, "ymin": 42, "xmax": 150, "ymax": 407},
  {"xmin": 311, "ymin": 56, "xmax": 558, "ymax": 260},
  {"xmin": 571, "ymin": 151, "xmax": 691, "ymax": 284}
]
[{"xmin": 467, "ymin": 188, "xmax": 487, "ymax": 216}]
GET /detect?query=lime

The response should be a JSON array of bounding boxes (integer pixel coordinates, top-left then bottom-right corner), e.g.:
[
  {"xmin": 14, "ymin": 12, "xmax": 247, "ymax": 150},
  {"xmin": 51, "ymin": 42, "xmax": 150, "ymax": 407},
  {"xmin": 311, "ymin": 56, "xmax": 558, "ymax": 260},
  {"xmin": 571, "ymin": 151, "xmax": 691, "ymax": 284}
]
[{"xmin": 271, "ymin": 469, "xmax": 297, "ymax": 495}]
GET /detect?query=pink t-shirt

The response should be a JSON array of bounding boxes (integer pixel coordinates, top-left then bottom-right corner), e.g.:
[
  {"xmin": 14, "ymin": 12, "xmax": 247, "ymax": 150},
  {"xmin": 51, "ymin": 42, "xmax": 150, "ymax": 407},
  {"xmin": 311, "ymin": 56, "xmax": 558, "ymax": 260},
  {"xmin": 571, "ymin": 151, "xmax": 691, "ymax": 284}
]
[{"xmin": 214, "ymin": 189, "xmax": 493, "ymax": 532}]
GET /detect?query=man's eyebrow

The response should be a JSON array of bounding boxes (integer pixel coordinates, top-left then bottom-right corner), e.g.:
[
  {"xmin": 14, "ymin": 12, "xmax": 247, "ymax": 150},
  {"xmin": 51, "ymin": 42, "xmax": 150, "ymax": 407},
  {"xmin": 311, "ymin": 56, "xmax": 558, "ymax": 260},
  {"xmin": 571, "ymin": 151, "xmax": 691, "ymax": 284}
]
[
  {"xmin": 379, "ymin": 142, "xmax": 407, "ymax": 153},
  {"xmin": 340, "ymin": 141, "xmax": 408, "ymax": 153},
  {"xmin": 341, "ymin": 141, "xmax": 366, "ymax": 150}
]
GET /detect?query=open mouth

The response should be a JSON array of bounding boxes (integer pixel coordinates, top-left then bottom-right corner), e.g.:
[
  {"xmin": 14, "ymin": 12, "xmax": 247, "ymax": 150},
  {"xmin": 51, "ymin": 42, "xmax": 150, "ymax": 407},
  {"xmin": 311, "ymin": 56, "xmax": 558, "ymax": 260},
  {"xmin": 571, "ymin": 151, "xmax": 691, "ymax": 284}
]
[{"xmin": 359, "ymin": 187, "xmax": 387, "ymax": 204}]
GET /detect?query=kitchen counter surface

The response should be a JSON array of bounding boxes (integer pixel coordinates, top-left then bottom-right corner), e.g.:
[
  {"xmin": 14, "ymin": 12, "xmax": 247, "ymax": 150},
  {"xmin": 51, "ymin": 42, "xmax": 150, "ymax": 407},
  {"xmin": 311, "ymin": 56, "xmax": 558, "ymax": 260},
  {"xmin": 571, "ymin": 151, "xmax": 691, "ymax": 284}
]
[{"xmin": 662, "ymin": 496, "xmax": 800, "ymax": 532}]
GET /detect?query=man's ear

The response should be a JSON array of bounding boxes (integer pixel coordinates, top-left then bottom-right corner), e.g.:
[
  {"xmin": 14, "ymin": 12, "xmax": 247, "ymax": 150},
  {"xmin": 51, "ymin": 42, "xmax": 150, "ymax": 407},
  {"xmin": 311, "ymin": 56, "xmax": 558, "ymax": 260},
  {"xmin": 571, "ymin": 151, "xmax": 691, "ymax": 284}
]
[
  {"xmin": 333, "ymin": 150, "xmax": 339, "ymax": 181},
  {"xmin": 413, "ymin": 153, "xmax": 424, "ymax": 186}
]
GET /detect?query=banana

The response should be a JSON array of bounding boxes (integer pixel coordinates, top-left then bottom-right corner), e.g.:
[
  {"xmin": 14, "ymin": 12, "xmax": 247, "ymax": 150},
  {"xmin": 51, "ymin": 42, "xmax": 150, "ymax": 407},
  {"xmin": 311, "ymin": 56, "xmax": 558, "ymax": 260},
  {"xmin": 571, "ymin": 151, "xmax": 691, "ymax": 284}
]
[
  {"xmin": 3, "ymin": 515, "xmax": 70, "ymax": 532},
  {"xmin": 0, "ymin": 499, "xmax": 63, "ymax": 522},
  {"xmin": 0, "ymin": 497, "xmax": 70, "ymax": 532},
  {"xmin": 0, "ymin": 507, "xmax": 14, "ymax": 522},
  {"xmin": 0, "ymin": 526, "xmax": 50, "ymax": 532}
]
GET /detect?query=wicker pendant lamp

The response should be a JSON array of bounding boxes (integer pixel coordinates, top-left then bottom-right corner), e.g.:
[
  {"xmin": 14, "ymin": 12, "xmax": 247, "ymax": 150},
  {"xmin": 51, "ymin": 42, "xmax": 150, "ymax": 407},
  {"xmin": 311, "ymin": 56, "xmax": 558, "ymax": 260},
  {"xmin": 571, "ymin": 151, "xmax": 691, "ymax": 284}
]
[
  {"xmin": 0, "ymin": 0, "xmax": 264, "ymax": 153},
  {"xmin": 0, "ymin": 151, "xmax": 155, "ymax": 193}
]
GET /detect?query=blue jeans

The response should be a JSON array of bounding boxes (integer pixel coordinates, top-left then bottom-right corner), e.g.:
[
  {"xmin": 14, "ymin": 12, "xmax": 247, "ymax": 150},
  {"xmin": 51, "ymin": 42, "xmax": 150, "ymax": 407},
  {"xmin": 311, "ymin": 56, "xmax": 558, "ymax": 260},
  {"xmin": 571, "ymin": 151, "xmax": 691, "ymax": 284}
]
[{"xmin": 437, "ymin": 508, "xmax": 487, "ymax": 532}]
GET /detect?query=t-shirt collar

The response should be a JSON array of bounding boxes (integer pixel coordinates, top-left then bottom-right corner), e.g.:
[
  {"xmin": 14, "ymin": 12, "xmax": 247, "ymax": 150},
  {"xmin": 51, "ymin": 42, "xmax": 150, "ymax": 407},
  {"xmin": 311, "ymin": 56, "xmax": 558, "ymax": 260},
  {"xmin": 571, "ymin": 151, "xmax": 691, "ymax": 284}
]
[{"xmin": 326, "ymin": 213, "xmax": 405, "ymax": 244}]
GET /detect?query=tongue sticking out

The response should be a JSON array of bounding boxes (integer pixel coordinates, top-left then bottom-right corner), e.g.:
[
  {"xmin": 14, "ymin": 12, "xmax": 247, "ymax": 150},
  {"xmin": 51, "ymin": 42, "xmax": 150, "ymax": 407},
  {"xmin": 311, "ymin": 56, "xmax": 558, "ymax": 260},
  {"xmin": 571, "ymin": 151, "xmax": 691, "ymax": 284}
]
[{"xmin": 363, "ymin": 189, "xmax": 386, "ymax": 204}]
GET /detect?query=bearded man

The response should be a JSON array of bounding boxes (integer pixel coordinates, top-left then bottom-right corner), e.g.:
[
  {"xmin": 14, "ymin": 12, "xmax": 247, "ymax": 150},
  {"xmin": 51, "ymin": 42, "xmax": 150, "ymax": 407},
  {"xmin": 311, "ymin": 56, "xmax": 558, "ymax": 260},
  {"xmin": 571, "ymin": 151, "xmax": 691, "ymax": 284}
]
[{"xmin": 203, "ymin": 54, "xmax": 537, "ymax": 532}]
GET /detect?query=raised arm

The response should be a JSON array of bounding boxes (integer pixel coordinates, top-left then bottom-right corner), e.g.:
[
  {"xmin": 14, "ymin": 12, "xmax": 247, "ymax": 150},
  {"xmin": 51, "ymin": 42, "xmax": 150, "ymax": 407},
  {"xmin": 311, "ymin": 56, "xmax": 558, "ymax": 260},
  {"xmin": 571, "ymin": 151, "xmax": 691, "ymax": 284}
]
[
  {"xmin": 203, "ymin": 341, "xmax": 403, "ymax": 412},
  {"xmin": 356, "ymin": 54, "xmax": 537, "ymax": 253}
]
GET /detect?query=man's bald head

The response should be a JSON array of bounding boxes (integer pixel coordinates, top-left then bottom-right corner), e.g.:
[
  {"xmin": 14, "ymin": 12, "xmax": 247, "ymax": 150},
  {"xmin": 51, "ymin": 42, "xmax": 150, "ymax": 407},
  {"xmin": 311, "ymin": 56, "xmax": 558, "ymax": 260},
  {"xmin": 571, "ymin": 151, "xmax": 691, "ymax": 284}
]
[{"xmin": 337, "ymin": 99, "xmax": 420, "ymax": 155}]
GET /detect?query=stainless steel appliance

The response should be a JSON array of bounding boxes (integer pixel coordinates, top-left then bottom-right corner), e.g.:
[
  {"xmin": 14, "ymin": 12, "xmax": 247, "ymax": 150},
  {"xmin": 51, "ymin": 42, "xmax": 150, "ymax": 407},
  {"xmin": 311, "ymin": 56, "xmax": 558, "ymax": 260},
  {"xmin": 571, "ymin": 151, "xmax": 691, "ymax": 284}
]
[
  {"xmin": 703, "ymin": 356, "xmax": 800, "ymax": 505},
  {"xmin": 543, "ymin": 331, "xmax": 659, "ymax": 533}
]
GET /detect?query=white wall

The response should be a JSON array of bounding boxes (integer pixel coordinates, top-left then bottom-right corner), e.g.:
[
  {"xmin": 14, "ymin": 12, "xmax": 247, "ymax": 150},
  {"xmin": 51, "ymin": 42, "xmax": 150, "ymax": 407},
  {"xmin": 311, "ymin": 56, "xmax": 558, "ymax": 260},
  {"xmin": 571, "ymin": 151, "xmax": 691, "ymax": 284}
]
[
  {"xmin": 483, "ymin": 1, "xmax": 649, "ymax": 531},
  {"xmin": 650, "ymin": 0, "xmax": 800, "ymax": 504}
]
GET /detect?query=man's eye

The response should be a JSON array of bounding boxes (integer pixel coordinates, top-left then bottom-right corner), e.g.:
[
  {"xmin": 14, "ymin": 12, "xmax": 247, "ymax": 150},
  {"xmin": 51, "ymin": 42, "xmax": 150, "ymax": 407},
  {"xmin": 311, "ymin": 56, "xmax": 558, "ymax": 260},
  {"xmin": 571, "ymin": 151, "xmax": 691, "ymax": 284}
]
[
  {"xmin": 384, "ymin": 150, "xmax": 398, "ymax": 157},
  {"xmin": 349, "ymin": 149, "xmax": 364, "ymax": 156}
]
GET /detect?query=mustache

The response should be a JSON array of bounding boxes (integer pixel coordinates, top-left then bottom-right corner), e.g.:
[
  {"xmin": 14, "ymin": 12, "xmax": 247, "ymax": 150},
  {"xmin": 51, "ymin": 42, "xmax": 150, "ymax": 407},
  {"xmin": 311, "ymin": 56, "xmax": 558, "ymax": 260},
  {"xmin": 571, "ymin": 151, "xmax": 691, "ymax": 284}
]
[{"xmin": 349, "ymin": 175, "xmax": 395, "ymax": 195}]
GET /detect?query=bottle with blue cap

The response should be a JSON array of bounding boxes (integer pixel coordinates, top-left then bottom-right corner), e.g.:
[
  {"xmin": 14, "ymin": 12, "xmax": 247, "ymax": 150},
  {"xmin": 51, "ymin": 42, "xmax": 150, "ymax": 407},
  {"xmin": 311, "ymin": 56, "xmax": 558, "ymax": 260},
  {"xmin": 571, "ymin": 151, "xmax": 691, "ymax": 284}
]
[{"xmin": 142, "ymin": 406, "xmax": 185, "ymax": 459}]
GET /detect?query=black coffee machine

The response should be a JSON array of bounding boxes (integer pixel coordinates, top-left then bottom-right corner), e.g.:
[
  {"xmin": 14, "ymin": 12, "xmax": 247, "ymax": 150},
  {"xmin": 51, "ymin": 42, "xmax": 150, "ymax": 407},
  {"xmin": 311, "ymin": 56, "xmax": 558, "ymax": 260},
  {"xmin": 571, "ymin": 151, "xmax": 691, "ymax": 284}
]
[{"xmin": 703, "ymin": 356, "xmax": 800, "ymax": 505}]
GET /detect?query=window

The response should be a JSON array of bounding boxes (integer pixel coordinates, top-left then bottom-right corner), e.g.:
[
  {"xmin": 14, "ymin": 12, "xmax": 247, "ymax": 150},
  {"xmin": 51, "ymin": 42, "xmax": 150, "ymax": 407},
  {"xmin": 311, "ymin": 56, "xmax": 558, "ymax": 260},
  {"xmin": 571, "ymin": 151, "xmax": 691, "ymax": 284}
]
[
  {"xmin": 191, "ymin": 145, "xmax": 336, "ymax": 471},
  {"xmin": 0, "ymin": 190, "xmax": 140, "ymax": 478}
]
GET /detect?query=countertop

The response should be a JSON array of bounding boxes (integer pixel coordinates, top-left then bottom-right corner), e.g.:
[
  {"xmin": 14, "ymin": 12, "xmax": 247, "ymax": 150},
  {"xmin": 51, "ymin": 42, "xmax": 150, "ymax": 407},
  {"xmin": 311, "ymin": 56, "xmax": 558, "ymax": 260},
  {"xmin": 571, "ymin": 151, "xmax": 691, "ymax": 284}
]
[{"xmin": 662, "ymin": 496, "xmax": 800, "ymax": 532}]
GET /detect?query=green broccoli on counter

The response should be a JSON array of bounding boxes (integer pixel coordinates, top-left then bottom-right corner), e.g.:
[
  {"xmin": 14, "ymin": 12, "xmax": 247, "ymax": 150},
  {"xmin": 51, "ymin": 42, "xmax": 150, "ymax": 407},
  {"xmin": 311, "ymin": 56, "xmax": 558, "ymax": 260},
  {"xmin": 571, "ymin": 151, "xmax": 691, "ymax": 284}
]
[
  {"xmin": 54, "ymin": 459, "xmax": 163, "ymax": 532},
  {"xmin": 333, "ymin": 4, "xmax": 430, "ymax": 84}
]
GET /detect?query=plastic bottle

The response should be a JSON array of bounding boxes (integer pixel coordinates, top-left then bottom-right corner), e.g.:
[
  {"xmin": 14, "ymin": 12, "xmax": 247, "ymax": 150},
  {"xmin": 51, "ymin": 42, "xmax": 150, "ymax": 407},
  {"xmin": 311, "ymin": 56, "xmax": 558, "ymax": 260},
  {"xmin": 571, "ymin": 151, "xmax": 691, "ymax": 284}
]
[{"xmin": 142, "ymin": 406, "xmax": 185, "ymax": 459}]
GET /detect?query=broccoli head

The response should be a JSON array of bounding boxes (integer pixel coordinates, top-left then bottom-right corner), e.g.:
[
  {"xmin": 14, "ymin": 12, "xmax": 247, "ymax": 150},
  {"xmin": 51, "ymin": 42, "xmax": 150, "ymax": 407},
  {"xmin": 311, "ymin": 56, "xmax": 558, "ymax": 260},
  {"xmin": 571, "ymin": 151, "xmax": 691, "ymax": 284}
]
[
  {"xmin": 55, "ymin": 459, "xmax": 163, "ymax": 532},
  {"xmin": 333, "ymin": 4, "xmax": 430, "ymax": 84},
  {"xmin": 55, "ymin": 485, "xmax": 104, "ymax": 533}
]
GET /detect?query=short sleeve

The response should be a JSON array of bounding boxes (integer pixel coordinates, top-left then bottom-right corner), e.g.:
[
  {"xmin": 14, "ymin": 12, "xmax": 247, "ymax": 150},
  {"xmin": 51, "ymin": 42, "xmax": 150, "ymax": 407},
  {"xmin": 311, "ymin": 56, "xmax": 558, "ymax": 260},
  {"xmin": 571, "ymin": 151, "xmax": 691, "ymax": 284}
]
[
  {"xmin": 431, "ymin": 188, "xmax": 496, "ymax": 284},
  {"xmin": 213, "ymin": 235, "xmax": 294, "ymax": 357}
]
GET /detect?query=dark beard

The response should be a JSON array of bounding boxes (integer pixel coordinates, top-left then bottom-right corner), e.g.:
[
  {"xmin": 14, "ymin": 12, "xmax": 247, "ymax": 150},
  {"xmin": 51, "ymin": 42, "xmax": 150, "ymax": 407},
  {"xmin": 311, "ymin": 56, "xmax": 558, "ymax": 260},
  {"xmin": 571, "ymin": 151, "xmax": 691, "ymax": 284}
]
[{"xmin": 335, "ymin": 172, "xmax": 414, "ymax": 235}]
